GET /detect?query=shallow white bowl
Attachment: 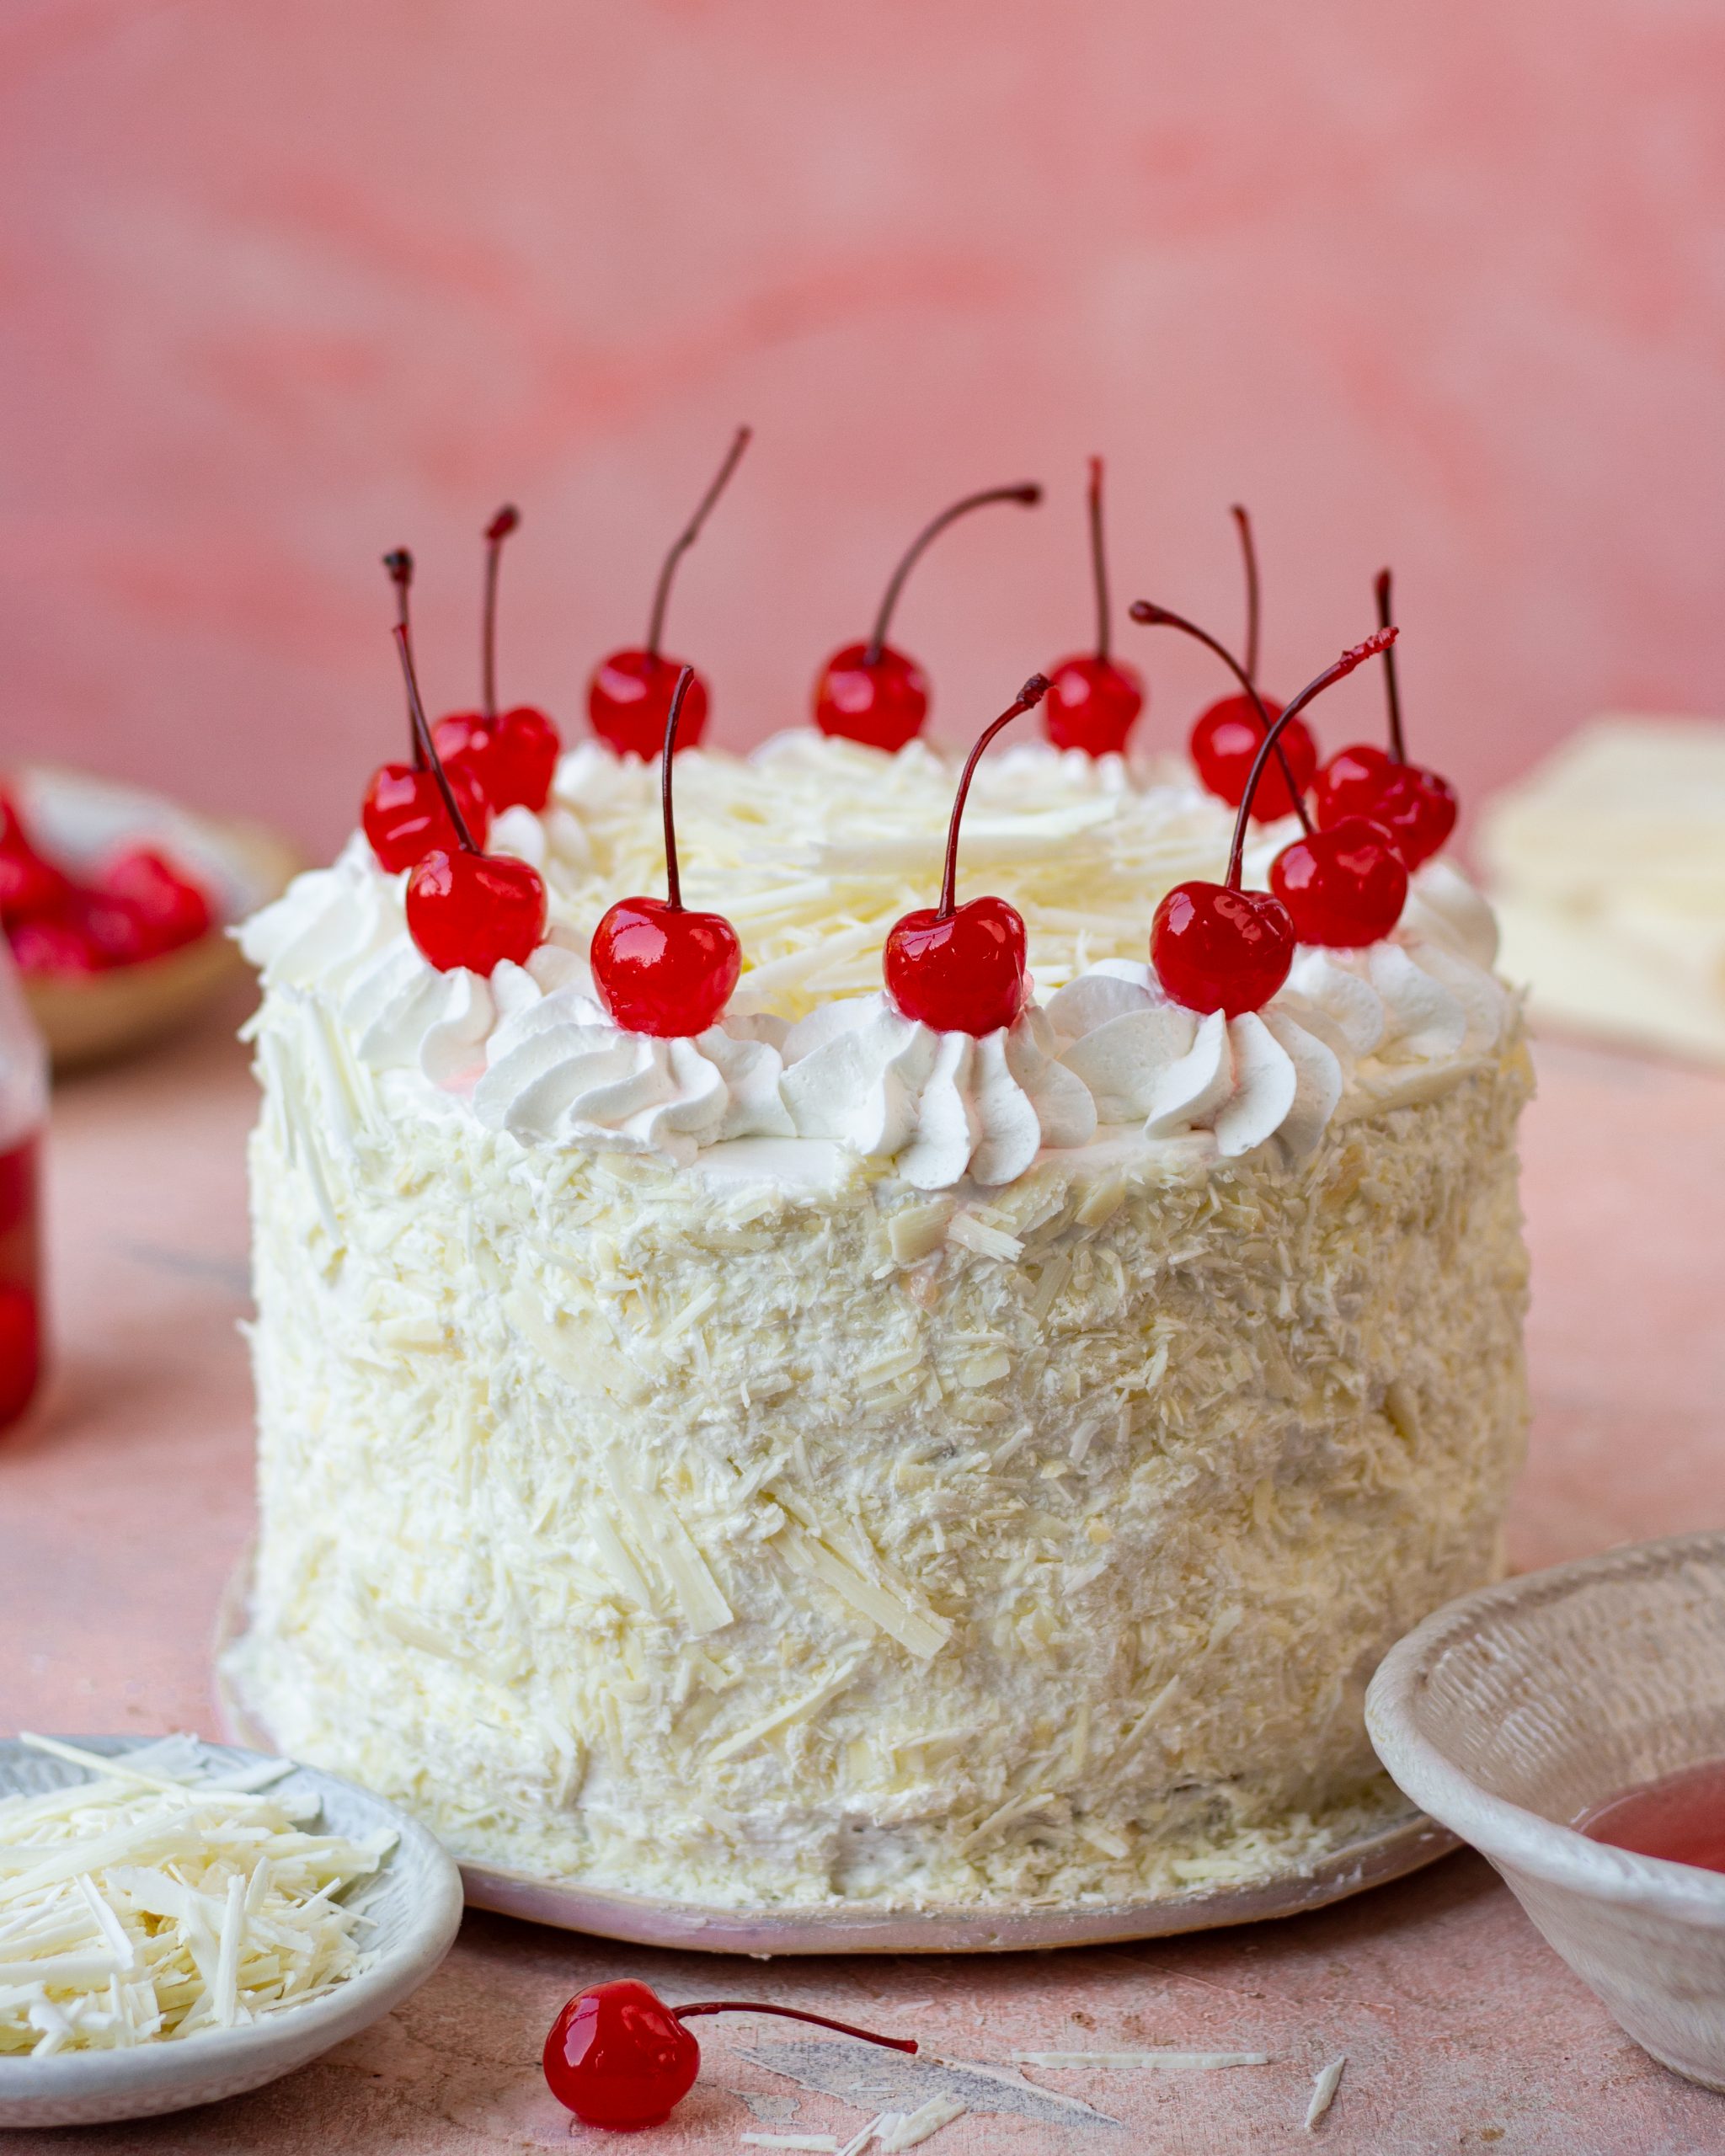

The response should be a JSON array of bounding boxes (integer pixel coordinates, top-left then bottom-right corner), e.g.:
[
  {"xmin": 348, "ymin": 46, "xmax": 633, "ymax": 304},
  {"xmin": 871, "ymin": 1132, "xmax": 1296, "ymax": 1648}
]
[
  {"xmin": 0, "ymin": 1737, "xmax": 464, "ymax": 2131},
  {"xmin": 1367, "ymin": 1530, "xmax": 1725, "ymax": 2092}
]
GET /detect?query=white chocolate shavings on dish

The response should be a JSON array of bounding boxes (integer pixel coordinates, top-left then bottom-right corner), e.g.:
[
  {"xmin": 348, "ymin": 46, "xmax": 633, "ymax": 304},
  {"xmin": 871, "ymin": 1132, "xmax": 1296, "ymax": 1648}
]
[{"xmin": 0, "ymin": 1735, "xmax": 393, "ymax": 2054}]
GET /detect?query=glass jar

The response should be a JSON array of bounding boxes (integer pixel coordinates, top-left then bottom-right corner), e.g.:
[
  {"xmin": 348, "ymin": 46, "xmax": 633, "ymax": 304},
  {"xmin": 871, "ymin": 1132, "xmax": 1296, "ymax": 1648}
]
[{"xmin": 0, "ymin": 937, "xmax": 46, "ymax": 1432}]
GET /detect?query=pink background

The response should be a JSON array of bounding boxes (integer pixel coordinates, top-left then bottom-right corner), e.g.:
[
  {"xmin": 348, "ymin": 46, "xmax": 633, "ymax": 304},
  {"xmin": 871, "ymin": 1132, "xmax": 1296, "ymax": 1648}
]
[{"xmin": 3, "ymin": 0, "xmax": 1722, "ymax": 859}]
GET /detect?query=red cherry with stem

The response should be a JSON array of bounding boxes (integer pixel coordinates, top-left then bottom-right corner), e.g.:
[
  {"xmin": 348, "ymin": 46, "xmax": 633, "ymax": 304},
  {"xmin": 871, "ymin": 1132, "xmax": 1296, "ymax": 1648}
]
[
  {"xmin": 883, "ymin": 675, "xmax": 1049, "ymax": 1035},
  {"xmin": 363, "ymin": 552, "xmax": 494, "ymax": 872},
  {"xmin": 1150, "ymin": 628, "xmax": 1397, "ymax": 1014},
  {"xmin": 392, "ymin": 621, "xmax": 546, "ymax": 974},
  {"xmin": 590, "ymin": 665, "xmax": 742, "ymax": 1035},
  {"xmin": 589, "ymin": 426, "xmax": 750, "ymax": 759},
  {"xmin": 433, "ymin": 506, "xmax": 562, "ymax": 812},
  {"xmin": 542, "ymin": 1979, "xmax": 917, "ymax": 2132},
  {"xmin": 1313, "ymin": 570, "xmax": 1457, "ymax": 867},
  {"xmin": 814, "ymin": 481, "xmax": 1042, "ymax": 750},
  {"xmin": 1181, "ymin": 507, "xmax": 1314, "ymax": 820},
  {"xmin": 1270, "ymin": 814, "xmax": 1408, "ymax": 947},
  {"xmin": 1044, "ymin": 457, "xmax": 1146, "ymax": 755}
]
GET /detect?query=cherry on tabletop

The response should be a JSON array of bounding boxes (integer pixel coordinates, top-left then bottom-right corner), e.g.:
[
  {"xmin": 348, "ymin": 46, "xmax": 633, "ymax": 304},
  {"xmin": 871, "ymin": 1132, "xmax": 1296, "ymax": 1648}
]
[
  {"xmin": 883, "ymin": 675, "xmax": 1049, "ymax": 1035},
  {"xmin": 542, "ymin": 1979, "xmax": 917, "ymax": 2132},
  {"xmin": 1269, "ymin": 815, "xmax": 1409, "ymax": 948},
  {"xmin": 814, "ymin": 481, "xmax": 1042, "ymax": 750},
  {"xmin": 589, "ymin": 428, "xmax": 750, "ymax": 759},
  {"xmin": 590, "ymin": 664, "xmax": 742, "ymax": 1036},
  {"xmin": 1150, "ymin": 628, "xmax": 1398, "ymax": 1014},
  {"xmin": 1044, "ymin": 458, "xmax": 1145, "ymax": 756}
]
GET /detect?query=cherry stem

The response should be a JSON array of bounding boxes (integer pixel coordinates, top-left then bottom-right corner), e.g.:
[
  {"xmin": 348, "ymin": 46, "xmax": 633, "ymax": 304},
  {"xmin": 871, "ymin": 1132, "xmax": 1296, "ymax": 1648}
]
[
  {"xmin": 383, "ymin": 551, "xmax": 419, "ymax": 768},
  {"xmin": 1232, "ymin": 504, "xmax": 1261, "ymax": 685},
  {"xmin": 937, "ymin": 675, "xmax": 1050, "ymax": 920},
  {"xmin": 659, "ymin": 664, "xmax": 697, "ymax": 911},
  {"xmin": 866, "ymin": 483, "xmax": 1043, "ymax": 665},
  {"xmin": 1375, "ymin": 567, "xmax": 1406, "ymax": 763},
  {"xmin": 393, "ymin": 622, "xmax": 478, "ymax": 854},
  {"xmin": 482, "ymin": 504, "xmax": 520, "ymax": 721},
  {"xmin": 647, "ymin": 427, "xmax": 752, "ymax": 659},
  {"xmin": 1226, "ymin": 629, "xmax": 1397, "ymax": 889},
  {"xmin": 1125, "ymin": 601, "xmax": 1313, "ymax": 836},
  {"xmin": 1087, "ymin": 456, "xmax": 1111, "ymax": 662},
  {"xmin": 671, "ymin": 2003, "xmax": 917, "ymax": 2057}
]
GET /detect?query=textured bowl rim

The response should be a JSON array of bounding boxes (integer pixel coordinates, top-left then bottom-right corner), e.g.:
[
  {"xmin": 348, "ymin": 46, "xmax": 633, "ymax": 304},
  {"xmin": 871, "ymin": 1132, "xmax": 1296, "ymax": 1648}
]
[
  {"xmin": 0, "ymin": 1735, "xmax": 465, "ymax": 2115},
  {"xmin": 1366, "ymin": 1529, "xmax": 1725, "ymax": 1922}
]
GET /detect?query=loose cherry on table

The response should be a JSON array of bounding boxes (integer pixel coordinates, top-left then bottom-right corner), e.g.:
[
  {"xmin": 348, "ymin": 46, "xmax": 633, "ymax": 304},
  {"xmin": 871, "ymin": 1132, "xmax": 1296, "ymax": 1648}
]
[
  {"xmin": 1149, "ymin": 628, "xmax": 1398, "ymax": 1013},
  {"xmin": 590, "ymin": 665, "xmax": 742, "ymax": 1036},
  {"xmin": 588, "ymin": 426, "xmax": 751, "ymax": 760},
  {"xmin": 542, "ymin": 1979, "xmax": 917, "ymax": 2132},
  {"xmin": 1311, "ymin": 568, "xmax": 1458, "ymax": 867},
  {"xmin": 814, "ymin": 481, "xmax": 1043, "ymax": 750},
  {"xmin": 883, "ymin": 675, "xmax": 1049, "ymax": 1035},
  {"xmin": 1182, "ymin": 507, "xmax": 1315, "ymax": 820},
  {"xmin": 1043, "ymin": 456, "xmax": 1146, "ymax": 755},
  {"xmin": 390, "ymin": 618, "xmax": 545, "ymax": 974},
  {"xmin": 363, "ymin": 552, "xmax": 493, "ymax": 873},
  {"xmin": 431, "ymin": 505, "xmax": 561, "ymax": 813}
]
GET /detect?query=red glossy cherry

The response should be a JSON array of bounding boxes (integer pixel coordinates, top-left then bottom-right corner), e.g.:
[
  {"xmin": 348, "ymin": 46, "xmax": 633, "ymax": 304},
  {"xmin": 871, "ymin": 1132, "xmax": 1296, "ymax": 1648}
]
[
  {"xmin": 362, "ymin": 760, "xmax": 491, "ymax": 875},
  {"xmin": 1312, "ymin": 740, "xmax": 1393, "ymax": 828},
  {"xmin": 389, "ymin": 617, "xmax": 546, "ymax": 975},
  {"xmin": 1270, "ymin": 814, "xmax": 1409, "ymax": 947},
  {"xmin": 0, "ymin": 1283, "xmax": 40, "ymax": 1431},
  {"xmin": 0, "ymin": 798, "xmax": 71, "ymax": 926},
  {"xmin": 8, "ymin": 912, "xmax": 102, "ymax": 975},
  {"xmin": 67, "ymin": 890, "xmax": 158, "ymax": 969},
  {"xmin": 591, "ymin": 665, "xmax": 742, "ymax": 1035},
  {"xmin": 542, "ymin": 1981, "xmax": 917, "ymax": 2132},
  {"xmin": 1190, "ymin": 692, "xmax": 1316, "ymax": 821},
  {"xmin": 432, "ymin": 508, "xmax": 562, "ymax": 809},
  {"xmin": 590, "ymin": 428, "xmax": 749, "ymax": 758},
  {"xmin": 882, "ymin": 675, "xmax": 1049, "ymax": 1035},
  {"xmin": 1148, "ymin": 628, "xmax": 1398, "ymax": 1014},
  {"xmin": 1314, "ymin": 573, "xmax": 1458, "ymax": 867},
  {"xmin": 1043, "ymin": 459, "xmax": 1145, "ymax": 755},
  {"xmin": 99, "ymin": 848, "xmax": 214, "ymax": 954},
  {"xmin": 815, "ymin": 482, "xmax": 1041, "ymax": 748},
  {"xmin": 1370, "ymin": 762, "xmax": 1458, "ymax": 868}
]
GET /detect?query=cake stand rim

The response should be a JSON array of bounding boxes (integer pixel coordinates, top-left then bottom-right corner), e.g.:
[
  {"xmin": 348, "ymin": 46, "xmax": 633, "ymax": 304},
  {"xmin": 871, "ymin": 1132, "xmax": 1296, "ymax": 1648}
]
[{"xmin": 213, "ymin": 1550, "xmax": 1458, "ymax": 1955}]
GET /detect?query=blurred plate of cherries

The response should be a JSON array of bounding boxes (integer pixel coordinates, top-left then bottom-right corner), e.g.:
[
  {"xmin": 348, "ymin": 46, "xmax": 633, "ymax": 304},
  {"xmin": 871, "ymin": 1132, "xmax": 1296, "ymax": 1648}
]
[{"xmin": 1, "ymin": 766, "xmax": 298, "ymax": 1070}]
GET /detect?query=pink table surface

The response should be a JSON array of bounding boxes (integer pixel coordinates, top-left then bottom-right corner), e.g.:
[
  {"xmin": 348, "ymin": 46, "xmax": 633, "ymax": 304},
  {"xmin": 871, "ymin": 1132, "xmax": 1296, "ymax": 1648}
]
[{"xmin": 3, "ymin": 995, "xmax": 1723, "ymax": 2156}]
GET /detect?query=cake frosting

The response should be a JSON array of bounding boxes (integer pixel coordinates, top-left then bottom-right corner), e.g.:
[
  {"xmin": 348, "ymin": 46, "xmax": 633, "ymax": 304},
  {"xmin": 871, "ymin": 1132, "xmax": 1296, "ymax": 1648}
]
[{"xmin": 230, "ymin": 732, "xmax": 1531, "ymax": 1911}]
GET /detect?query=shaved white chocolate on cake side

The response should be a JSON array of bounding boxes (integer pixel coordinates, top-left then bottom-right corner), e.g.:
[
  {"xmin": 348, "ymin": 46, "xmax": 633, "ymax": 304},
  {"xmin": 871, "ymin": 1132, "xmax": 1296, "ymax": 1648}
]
[{"xmin": 230, "ymin": 734, "xmax": 1530, "ymax": 1910}]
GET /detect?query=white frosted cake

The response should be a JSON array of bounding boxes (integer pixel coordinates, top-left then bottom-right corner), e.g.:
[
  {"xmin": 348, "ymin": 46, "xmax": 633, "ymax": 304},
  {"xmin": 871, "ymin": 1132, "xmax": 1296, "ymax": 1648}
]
[{"xmin": 231, "ymin": 734, "xmax": 1530, "ymax": 1911}]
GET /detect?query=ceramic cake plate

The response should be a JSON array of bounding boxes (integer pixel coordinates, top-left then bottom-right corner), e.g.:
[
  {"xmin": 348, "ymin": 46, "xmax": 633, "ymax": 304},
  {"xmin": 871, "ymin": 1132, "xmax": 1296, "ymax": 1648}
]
[{"xmin": 216, "ymin": 1556, "xmax": 1455, "ymax": 1954}]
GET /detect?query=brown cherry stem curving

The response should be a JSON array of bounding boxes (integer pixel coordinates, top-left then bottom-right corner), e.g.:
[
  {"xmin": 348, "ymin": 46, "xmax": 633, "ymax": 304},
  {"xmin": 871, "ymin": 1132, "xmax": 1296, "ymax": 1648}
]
[
  {"xmin": 1225, "ymin": 629, "xmax": 1397, "ymax": 889},
  {"xmin": 1375, "ymin": 567, "xmax": 1406, "ymax": 763},
  {"xmin": 647, "ymin": 428, "xmax": 752, "ymax": 659},
  {"xmin": 659, "ymin": 664, "xmax": 697, "ymax": 911},
  {"xmin": 1127, "ymin": 600, "xmax": 1313, "ymax": 834},
  {"xmin": 671, "ymin": 2003, "xmax": 917, "ymax": 2055},
  {"xmin": 383, "ymin": 550, "xmax": 419, "ymax": 766},
  {"xmin": 393, "ymin": 622, "xmax": 478, "ymax": 854},
  {"xmin": 937, "ymin": 675, "xmax": 1049, "ymax": 920},
  {"xmin": 1232, "ymin": 504, "xmax": 1261, "ymax": 685},
  {"xmin": 865, "ymin": 483, "xmax": 1043, "ymax": 665},
  {"xmin": 1088, "ymin": 456, "xmax": 1112, "ymax": 662},
  {"xmin": 482, "ymin": 504, "xmax": 520, "ymax": 720}
]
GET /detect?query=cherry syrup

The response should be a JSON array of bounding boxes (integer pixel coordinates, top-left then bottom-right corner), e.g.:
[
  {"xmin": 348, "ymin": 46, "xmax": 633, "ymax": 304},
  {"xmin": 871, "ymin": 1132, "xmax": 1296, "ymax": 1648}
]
[
  {"xmin": 0, "ymin": 1134, "xmax": 42, "ymax": 1432},
  {"xmin": 1577, "ymin": 1758, "xmax": 1725, "ymax": 1876}
]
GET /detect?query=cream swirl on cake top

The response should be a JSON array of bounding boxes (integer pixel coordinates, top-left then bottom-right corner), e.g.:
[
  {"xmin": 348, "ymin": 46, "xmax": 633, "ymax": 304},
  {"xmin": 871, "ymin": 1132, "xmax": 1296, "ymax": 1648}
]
[{"xmin": 239, "ymin": 736, "xmax": 1514, "ymax": 1187}]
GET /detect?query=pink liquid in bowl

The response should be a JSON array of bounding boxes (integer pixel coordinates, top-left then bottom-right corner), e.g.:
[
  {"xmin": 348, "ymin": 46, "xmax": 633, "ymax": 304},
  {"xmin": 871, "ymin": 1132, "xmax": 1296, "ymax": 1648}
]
[
  {"xmin": 1578, "ymin": 1758, "xmax": 1725, "ymax": 1876},
  {"xmin": 0, "ymin": 1134, "xmax": 41, "ymax": 1432}
]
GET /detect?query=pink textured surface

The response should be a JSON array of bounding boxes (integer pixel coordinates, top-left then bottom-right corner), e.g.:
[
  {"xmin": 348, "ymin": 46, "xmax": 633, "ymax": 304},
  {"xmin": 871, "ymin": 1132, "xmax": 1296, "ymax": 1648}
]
[
  {"xmin": 1, "ymin": 1009, "xmax": 1722, "ymax": 2152},
  {"xmin": 3, "ymin": 3, "xmax": 1725, "ymax": 859}
]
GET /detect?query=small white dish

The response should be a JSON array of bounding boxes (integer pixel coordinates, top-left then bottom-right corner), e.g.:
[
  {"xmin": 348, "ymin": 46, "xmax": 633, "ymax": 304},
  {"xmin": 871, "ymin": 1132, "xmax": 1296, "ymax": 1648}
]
[
  {"xmin": 0, "ymin": 1736, "xmax": 463, "ymax": 2131},
  {"xmin": 1367, "ymin": 1529, "xmax": 1725, "ymax": 2092}
]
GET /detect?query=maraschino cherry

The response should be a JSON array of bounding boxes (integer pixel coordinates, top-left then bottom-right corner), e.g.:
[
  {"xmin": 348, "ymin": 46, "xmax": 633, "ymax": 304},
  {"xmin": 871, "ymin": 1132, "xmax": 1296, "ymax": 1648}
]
[
  {"xmin": 590, "ymin": 665, "xmax": 742, "ymax": 1035},
  {"xmin": 589, "ymin": 426, "xmax": 751, "ymax": 759},
  {"xmin": 391, "ymin": 618, "xmax": 545, "ymax": 974},
  {"xmin": 1183, "ymin": 507, "xmax": 1314, "ymax": 820},
  {"xmin": 543, "ymin": 1979, "xmax": 917, "ymax": 2132},
  {"xmin": 432, "ymin": 506, "xmax": 561, "ymax": 813},
  {"xmin": 362, "ymin": 552, "xmax": 492, "ymax": 873},
  {"xmin": 1043, "ymin": 457, "xmax": 1145, "ymax": 755},
  {"xmin": 1150, "ymin": 627, "xmax": 1397, "ymax": 1013},
  {"xmin": 1311, "ymin": 568, "xmax": 1458, "ymax": 867},
  {"xmin": 814, "ymin": 481, "xmax": 1042, "ymax": 750},
  {"xmin": 883, "ymin": 675, "xmax": 1050, "ymax": 1035}
]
